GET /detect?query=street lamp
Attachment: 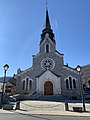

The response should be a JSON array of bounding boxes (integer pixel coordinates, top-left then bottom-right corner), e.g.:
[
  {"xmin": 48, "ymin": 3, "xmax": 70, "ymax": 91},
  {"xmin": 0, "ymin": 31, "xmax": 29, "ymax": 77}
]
[
  {"xmin": 0, "ymin": 64, "xmax": 9, "ymax": 108},
  {"xmin": 76, "ymin": 65, "xmax": 86, "ymax": 112}
]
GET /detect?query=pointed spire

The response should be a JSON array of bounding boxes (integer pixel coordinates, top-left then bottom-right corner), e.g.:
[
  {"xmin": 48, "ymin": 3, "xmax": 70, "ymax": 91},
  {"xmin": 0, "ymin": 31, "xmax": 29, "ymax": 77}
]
[
  {"xmin": 44, "ymin": 8, "xmax": 51, "ymax": 29},
  {"xmin": 44, "ymin": 0, "xmax": 51, "ymax": 29},
  {"xmin": 40, "ymin": 7, "xmax": 55, "ymax": 44}
]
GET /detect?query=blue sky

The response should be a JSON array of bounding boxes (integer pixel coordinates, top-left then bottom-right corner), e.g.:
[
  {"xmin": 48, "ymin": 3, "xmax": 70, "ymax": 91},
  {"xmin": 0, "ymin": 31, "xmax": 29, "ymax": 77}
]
[{"xmin": 0, "ymin": 0, "xmax": 90, "ymax": 76}]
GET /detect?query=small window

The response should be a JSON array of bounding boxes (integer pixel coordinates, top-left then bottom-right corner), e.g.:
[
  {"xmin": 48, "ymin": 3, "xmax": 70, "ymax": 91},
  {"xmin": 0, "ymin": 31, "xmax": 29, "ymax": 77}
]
[
  {"xmin": 73, "ymin": 79, "xmax": 76, "ymax": 88},
  {"xmin": 88, "ymin": 81, "xmax": 90, "ymax": 87},
  {"xmin": 22, "ymin": 80, "xmax": 25, "ymax": 90},
  {"xmin": 69, "ymin": 76, "xmax": 72, "ymax": 89},
  {"xmin": 26, "ymin": 78, "xmax": 29, "ymax": 90},
  {"xmin": 66, "ymin": 79, "xmax": 69, "ymax": 89},
  {"xmin": 29, "ymin": 80, "xmax": 32, "ymax": 89},
  {"xmin": 46, "ymin": 44, "xmax": 50, "ymax": 53}
]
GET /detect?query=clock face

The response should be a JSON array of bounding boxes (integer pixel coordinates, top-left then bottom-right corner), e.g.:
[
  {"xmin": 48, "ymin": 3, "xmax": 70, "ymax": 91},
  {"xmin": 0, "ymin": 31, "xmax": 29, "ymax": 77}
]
[{"xmin": 41, "ymin": 58, "xmax": 55, "ymax": 70}]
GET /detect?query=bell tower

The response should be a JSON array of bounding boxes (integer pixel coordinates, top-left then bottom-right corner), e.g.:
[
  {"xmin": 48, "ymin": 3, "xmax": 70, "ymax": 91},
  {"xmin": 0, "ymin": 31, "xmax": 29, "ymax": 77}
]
[{"xmin": 40, "ymin": 7, "xmax": 56, "ymax": 53}]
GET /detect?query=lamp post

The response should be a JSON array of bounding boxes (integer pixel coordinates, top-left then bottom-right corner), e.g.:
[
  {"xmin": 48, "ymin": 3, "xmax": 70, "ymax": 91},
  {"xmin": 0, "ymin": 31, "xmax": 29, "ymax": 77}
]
[
  {"xmin": 0, "ymin": 64, "xmax": 9, "ymax": 108},
  {"xmin": 76, "ymin": 65, "xmax": 86, "ymax": 112}
]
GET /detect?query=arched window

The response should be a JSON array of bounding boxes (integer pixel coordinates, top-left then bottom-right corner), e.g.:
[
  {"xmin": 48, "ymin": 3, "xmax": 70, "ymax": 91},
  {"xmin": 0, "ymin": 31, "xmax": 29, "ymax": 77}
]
[
  {"xmin": 26, "ymin": 78, "xmax": 29, "ymax": 90},
  {"xmin": 46, "ymin": 44, "xmax": 50, "ymax": 53},
  {"xmin": 65, "ymin": 76, "xmax": 77, "ymax": 90},
  {"xmin": 22, "ymin": 77, "xmax": 33, "ymax": 90},
  {"xmin": 73, "ymin": 79, "xmax": 76, "ymax": 88},
  {"xmin": 69, "ymin": 76, "xmax": 72, "ymax": 89},
  {"xmin": 66, "ymin": 79, "xmax": 69, "ymax": 89},
  {"xmin": 29, "ymin": 80, "xmax": 32, "ymax": 90},
  {"xmin": 22, "ymin": 80, "xmax": 25, "ymax": 90}
]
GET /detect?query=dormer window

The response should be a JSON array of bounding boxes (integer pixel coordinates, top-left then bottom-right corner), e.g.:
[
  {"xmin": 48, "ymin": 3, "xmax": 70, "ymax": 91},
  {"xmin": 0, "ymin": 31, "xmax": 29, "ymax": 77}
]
[{"xmin": 45, "ymin": 43, "xmax": 50, "ymax": 53}]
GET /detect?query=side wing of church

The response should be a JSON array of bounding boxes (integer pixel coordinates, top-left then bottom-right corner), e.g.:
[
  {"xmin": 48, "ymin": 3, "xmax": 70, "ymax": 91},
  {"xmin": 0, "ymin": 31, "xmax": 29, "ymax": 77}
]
[{"xmin": 16, "ymin": 8, "xmax": 82, "ymax": 100}]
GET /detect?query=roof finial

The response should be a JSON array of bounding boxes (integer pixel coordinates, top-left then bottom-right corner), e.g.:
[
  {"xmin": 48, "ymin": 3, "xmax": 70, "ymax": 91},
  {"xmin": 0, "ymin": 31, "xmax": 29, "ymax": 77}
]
[{"xmin": 45, "ymin": 0, "xmax": 48, "ymax": 9}]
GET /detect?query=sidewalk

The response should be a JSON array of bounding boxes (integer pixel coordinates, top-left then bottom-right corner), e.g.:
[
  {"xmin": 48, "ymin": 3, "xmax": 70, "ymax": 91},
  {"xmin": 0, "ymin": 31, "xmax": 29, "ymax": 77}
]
[
  {"xmin": 16, "ymin": 109, "xmax": 90, "ymax": 117},
  {"xmin": 0, "ymin": 109, "xmax": 15, "ymax": 114},
  {"xmin": 0, "ymin": 100, "xmax": 90, "ymax": 117}
]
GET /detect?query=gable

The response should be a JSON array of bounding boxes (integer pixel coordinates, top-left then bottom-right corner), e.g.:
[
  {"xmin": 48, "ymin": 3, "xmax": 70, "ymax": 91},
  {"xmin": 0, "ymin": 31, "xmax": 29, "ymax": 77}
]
[
  {"xmin": 40, "ymin": 33, "xmax": 55, "ymax": 47},
  {"xmin": 37, "ymin": 70, "xmax": 60, "ymax": 80}
]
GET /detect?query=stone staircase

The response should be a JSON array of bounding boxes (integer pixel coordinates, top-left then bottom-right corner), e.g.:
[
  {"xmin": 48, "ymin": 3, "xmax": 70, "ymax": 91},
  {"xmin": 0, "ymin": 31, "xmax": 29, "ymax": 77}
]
[
  {"xmin": 14, "ymin": 91, "xmax": 69, "ymax": 102},
  {"xmin": 35, "ymin": 95, "xmax": 69, "ymax": 102}
]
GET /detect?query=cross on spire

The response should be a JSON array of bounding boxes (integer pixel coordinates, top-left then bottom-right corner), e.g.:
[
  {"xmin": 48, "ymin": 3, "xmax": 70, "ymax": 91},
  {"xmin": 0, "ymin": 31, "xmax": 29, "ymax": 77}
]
[{"xmin": 45, "ymin": 0, "xmax": 48, "ymax": 9}]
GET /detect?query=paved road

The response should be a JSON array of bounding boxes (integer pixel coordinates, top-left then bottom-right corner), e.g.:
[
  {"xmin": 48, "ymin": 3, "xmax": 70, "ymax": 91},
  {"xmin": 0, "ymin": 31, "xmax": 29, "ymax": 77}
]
[{"xmin": 0, "ymin": 113, "xmax": 90, "ymax": 120}]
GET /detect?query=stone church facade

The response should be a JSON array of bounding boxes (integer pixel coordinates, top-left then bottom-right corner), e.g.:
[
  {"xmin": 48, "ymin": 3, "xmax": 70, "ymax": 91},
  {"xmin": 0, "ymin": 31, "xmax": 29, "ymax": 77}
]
[{"xmin": 16, "ymin": 9, "xmax": 82, "ymax": 100}]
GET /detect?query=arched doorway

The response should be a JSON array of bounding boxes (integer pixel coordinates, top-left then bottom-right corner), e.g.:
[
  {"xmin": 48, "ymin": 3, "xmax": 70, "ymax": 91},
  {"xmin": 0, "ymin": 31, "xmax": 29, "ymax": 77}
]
[{"xmin": 44, "ymin": 81, "xmax": 53, "ymax": 95}]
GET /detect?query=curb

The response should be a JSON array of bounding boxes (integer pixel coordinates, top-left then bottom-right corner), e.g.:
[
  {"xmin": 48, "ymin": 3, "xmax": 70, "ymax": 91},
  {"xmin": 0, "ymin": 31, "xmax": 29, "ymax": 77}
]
[
  {"xmin": 1, "ymin": 109, "xmax": 90, "ymax": 117},
  {"xmin": 15, "ymin": 110, "xmax": 90, "ymax": 117}
]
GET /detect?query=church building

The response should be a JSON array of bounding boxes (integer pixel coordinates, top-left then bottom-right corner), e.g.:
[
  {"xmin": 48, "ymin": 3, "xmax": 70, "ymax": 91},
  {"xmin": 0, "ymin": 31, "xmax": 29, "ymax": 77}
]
[{"xmin": 16, "ymin": 8, "xmax": 82, "ymax": 100}]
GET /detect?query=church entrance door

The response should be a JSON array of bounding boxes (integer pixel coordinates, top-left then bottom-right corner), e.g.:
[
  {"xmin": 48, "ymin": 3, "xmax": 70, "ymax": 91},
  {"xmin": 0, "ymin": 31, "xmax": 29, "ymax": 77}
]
[{"xmin": 44, "ymin": 81, "xmax": 53, "ymax": 95}]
